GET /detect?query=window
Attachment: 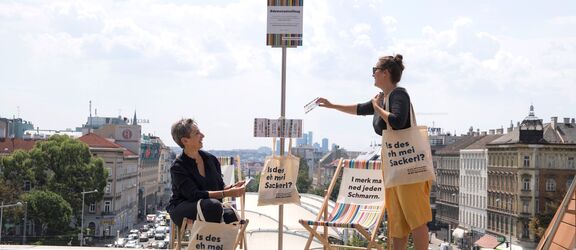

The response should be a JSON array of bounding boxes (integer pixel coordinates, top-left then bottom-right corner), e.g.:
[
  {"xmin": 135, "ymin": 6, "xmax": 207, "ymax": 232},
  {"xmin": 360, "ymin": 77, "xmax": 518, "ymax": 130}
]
[
  {"xmin": 105, "ymin": 182, "xmax": 111, "ymax": 193},
  {"xmin": 23, "ymin": 180, "xmax": 31, "ymax": 191},
  {"xmin": 104, "ymin": 201, "xmax": 111, "ymax": 213},
  {"xmin": 89, "ymin": 203, "xmax": 96, "ymax": 213},
  {"xmin": 546, "ymin": 178, "xmax": 556, "ymax": 192},
  {"xmin": 523, "ymin": 156, "xmax": 530, "ymax": 167},
  {"xmin": 523, "ymin": 201, "xmax": 529, "ymax": 213},
  {"xmin": 523, "ymin": 177, "xmax": 531, "ymax": 191}
]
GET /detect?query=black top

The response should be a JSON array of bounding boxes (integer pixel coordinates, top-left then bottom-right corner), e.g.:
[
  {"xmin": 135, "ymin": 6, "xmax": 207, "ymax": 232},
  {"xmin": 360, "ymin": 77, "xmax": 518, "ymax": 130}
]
[
  {"xmin": 356, "ymin": 87, "xmax": 412, "ymax": 135},
  {"xmin": 166, "ymin": 150, "xmax": 225, "ymax": 212}
]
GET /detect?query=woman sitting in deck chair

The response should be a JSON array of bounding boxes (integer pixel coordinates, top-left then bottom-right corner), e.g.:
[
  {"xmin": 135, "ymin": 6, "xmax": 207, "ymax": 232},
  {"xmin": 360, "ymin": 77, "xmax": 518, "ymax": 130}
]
[{"xmin": 166, "ymin": 118, "xmax": 246, "ymax": 228}]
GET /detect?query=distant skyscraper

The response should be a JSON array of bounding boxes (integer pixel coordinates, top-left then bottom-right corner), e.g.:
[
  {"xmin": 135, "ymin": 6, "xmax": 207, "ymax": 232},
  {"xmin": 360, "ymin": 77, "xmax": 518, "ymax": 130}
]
[
  {"xmin": 308, "ymin": 131, "xmax": 313, "ymax": 146},
  {"xmin": 302, "ymin": 133, "xmax": 309, "ymax": 146},
  {"xmin": 322, "ymin": 138, "xmax": 329, "ymax": 152},
  {"xmin": 276, "ymin": 140, "xmax": 281, "ymax": 154}
]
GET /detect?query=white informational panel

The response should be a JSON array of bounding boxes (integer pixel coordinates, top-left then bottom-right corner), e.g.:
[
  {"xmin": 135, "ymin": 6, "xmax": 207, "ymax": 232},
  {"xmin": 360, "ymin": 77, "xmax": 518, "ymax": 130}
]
[{"xmin": 253, "ymin": 118, "xmax": 302, "ymax": 138}]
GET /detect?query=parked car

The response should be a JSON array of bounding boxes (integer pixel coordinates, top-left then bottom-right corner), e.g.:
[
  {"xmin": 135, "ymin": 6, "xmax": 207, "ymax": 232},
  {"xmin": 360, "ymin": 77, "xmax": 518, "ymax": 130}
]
[
  {"xmin": 147, "ymin": 231, "xmax": 154, "ymax": 238},
  {"xmin": 154, "ymin": 232, "xmax": 166, "ymax": 240},
  {"xmin": 139, "ymin": 234, "xmax": 149, "ymax": 242},
  {"xmin": 124, "ymin": 240, "xmax": 138, "ymax": 248},
  {"xmin": 128, "ymin": 233, "xmax": 139, "ymax": 240},
  {"xmin": 146, "ymin": 214, "xmax": 156, "ymax": 223},
  {"xmin": 114, "ymin": 237, "xmax": 127, "ymax": 247},
  {"xmin": 158, "ymin": 240, "xmax": 168, "ymax": 249}
]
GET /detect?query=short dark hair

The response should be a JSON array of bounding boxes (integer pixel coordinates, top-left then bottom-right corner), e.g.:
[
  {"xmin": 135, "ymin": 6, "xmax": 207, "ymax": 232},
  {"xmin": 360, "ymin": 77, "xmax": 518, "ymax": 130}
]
[
  {"xmin": 171, "ymin": 118, "xmax": 196, "ymax": 148},
  {"xmin": 378, "ymin": 54, "xmax": 405, "ymax": 83}
]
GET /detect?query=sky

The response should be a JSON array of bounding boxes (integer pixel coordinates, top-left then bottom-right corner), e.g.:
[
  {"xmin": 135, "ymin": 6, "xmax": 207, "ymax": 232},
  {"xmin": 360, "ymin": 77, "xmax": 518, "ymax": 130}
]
[{"xmin": 1, "ymin": 0, "xmax": 575, "ymax": 151}]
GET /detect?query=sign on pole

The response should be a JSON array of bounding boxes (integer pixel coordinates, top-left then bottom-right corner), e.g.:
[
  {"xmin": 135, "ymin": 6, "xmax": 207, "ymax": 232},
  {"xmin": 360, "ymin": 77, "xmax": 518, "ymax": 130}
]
[
  {"xmin": 267, "ymin": 0, "xmax": 303, "ymax": 47},
  {"xmin": 253, "ymin": 118, "xmax": 302, "ymax": 138}
]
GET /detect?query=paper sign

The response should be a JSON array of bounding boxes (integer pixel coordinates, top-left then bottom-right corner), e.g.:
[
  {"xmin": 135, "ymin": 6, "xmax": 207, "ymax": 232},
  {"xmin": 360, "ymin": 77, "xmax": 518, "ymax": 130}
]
[
  {"xmin": 253, "ymin": 118, "xmax": 302, "ymax": 138},
  {"xmin": 336, "ymin": 168, "xmax": 385, "ymax": 206}
]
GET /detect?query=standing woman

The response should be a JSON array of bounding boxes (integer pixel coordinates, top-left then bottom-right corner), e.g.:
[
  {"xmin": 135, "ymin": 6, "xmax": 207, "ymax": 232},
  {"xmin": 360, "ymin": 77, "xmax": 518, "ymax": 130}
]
[
  {"xmin": 166, "ymin": 118, "xmax": 246, "ymax": 228},
  {"xmin": 316, "ymin": 54, "xmax": 432, "ymax": 250}
]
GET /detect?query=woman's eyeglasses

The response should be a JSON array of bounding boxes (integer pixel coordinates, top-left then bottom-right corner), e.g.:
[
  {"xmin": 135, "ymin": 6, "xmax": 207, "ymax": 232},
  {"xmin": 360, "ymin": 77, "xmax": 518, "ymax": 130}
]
[{"xmin": 372, "ymin": 67, "xmax": 385, "ymax": 74}]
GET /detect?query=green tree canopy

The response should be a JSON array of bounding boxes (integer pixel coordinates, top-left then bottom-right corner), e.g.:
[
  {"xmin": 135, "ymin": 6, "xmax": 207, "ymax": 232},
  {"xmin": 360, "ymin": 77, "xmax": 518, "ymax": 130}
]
[
  {"xmin": 1, "ymin": 135, "xmax": 107, "ymax": 227},
  {"xmin": 297, "ymin": 158, "xmax": 312, "ymax": 193},
  {"xmin": 0, "ymin": 150, "xmax": 35, "ymax": 194},
  {"xmin": 31, "ymin": 135, "xmax": 107, "ymax": 216},
  {"xmin": 22, "ymin": 190, "xmax": 73, "ymax": 236}
]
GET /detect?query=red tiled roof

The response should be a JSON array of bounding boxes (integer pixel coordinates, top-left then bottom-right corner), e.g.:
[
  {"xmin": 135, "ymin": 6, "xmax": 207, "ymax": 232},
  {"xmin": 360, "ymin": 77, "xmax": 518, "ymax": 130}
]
[
  {"xmin": 79, "ymin": 133, "xmax": 137, "ymax": 157},
  {"xmin": 123, "ymin": 149, "xmax": 137, "ymax": 157},
  {"xmin": 0, "ymin": 138, "xmax": 39, "ymax": 154},
  {"xmin": 537, "ymin": 179, "xmax": 576, "ymax": 250},
  {"xmin": 78, "ymin": 133, "xmax": 123, "ymax": 149},
  {"xmin": 474, "ymin": 234, "xmax": 501, "ymax": 249}
]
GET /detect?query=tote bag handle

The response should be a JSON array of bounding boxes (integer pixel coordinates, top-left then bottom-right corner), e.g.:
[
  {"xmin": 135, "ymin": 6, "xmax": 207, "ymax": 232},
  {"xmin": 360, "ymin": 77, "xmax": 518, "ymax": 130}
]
[{"xmin": 383, "ymin": 90, "xmax": 417, "ymax": 129}]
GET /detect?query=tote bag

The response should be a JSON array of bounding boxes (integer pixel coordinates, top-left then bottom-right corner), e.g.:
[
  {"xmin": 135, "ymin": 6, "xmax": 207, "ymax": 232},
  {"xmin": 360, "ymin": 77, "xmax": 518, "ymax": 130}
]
[
  {"xmin": 188, "ymin": 201, "xmax": 240, "ymax": 250},
  {"xmin": 257, "ymin": 140, "xmax": 301, "ymax": 206},
  {"xmin": 381, "ymin": 96, "xmax": 435, "ymax": 188}
]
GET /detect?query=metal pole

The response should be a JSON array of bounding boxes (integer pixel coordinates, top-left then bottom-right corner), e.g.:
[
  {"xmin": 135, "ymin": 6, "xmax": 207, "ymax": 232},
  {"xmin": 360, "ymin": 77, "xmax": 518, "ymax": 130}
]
[
  {"xmin": 80, "ymin": 189, "xmax": 97, "ymax": 247},
  {"xmin": 81, "ymin": 192, "xmax": 85, "ymax": 247},
  {"xmin": 23, "ymin": 202, "xmax": 27, "ymax": 245},
  {"xmin": 448, "ymin": 223, "xmax": 451, "ymax": 245},
  {"xmin": 1, "ymin": 201, "xmax": 3, "ymax": 244},
  {"xmin": 278, "ymin": 44, "xmax": 287, "ymax": 250}
]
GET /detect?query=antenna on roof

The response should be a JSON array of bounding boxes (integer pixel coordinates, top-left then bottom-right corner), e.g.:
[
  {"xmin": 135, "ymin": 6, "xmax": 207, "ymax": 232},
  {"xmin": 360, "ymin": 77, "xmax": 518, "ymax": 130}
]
[
  {"xmin": 89, "ymin": 100, "xmax": 93, "ymax": 134},
  {"xmin": 17, "ymin": 106, "xmax": 20, "ymax": 118}
]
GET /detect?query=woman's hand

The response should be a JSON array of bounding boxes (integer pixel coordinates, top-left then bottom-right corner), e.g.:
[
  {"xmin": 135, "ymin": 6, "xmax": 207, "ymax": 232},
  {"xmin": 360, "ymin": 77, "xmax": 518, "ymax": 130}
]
[
  {"xmin": 225, "ymin": 186, "xmax": 245, "ymax": 197},
  {"xmin": 371, "ymin": 92, "xmax": 384, "ymax": 108},
  {"xmin": 316, "ymin": 97, "xmax": 333, "ymax": 108},
  {"xmin": 233, "ymin": 180, "xmax": 246, "ymax": 188}
]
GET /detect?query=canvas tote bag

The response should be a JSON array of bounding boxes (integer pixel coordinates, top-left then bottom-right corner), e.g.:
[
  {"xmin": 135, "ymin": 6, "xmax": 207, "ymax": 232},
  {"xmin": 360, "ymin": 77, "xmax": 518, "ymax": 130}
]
[
  {"xmin": 257, "ymin": 139, "xmax": 301, "ymax": 206},
  {"xmin": 381, "ymin": 94, "xmax": 436, "ymax": 188},
  {"xmin": 188, "ymin": 200, "xmax": 240, "ymax": 250}
]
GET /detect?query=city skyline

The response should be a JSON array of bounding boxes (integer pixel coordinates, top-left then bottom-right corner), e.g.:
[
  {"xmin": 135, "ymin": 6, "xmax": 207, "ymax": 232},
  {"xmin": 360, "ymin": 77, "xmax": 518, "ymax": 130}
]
[{"xmin": 1, "ymin": 0, "xmax": 575, "ymax": 151}]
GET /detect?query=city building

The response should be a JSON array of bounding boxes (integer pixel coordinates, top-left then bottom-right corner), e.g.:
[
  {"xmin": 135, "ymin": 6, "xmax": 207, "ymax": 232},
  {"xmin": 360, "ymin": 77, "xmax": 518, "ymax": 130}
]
[
  {"xmin": 458, "ymin": 134, "xmax": 502, "ymax": 246},
  {"xmin": 0, "ymin": 117, "xmax": 34, "ymax": 139},
  {"xmin": 314, "ymin": 147, "xmax": 360, "ymax": 188},
  {"xmin": 486, "ymin": 106, "xmax": 576, "ymax": 248},
  {"xmin": 139, "ymin": 135, "xmax": 163, "ymax": 216},
  {"xmin": 78, "ymin": 133, "xmax": 139, "ymax": 238},
  {"xmin": 157, "ymin": 140, "xmax": 174, "ymax": 209},
  {"xmin": 322, "ymin": 138, "xmax": 329, "ymax": 153},
  {"xmin": 434, "ymin": 135, "xmax": 481, "ymax": 239}
]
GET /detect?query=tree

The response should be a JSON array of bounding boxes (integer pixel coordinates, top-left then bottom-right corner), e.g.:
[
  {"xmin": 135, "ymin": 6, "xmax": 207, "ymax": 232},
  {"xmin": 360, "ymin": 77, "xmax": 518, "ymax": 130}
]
[
  {"xmin": 0, "ymin": 150, "xmax": 35, "ymax": 195},
  {"xmin": 246, "ymin": 173, "xmax": 260, "ymax": 192},
  {"xmin": 22, "ymin": 190, "xmax": 73, "ymax": 236},
  {"xmin": 529, "ymin": 212, "xmax": 555, "ymax": 241},
  {"xmin": 1, "ymin": 135, "xmax": 107, "ymax": 228},
  {"xmin": 297, "ymin": 158, "xmax": 312, "ymax": 193},
  {"xmin": 31, "ymin": 135, "xmax": 107, "ymax": 219}
]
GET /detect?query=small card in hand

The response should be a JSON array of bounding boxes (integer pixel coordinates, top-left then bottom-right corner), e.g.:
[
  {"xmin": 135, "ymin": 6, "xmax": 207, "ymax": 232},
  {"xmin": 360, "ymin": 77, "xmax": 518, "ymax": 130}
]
[{"xmin": 304, "ymin": 97, "xmax": 320, "ymax": 114}]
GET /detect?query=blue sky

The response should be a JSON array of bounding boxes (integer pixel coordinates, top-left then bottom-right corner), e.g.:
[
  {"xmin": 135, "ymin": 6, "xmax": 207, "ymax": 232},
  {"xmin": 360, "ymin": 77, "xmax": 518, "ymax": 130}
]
[{"xmin": 1, "ymin": 0, "xmax": 575, "ymax": 151}]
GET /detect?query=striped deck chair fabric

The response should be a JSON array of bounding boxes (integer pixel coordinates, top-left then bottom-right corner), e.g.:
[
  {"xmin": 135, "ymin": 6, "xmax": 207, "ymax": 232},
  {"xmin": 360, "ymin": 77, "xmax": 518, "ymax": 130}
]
[
  {"xmin": 217, "ymin": 156, "xmax": 236, "ymax": 186},
  {"xmin": 299, "ymin": 159, "xmax": 386, "ymax": 250}
]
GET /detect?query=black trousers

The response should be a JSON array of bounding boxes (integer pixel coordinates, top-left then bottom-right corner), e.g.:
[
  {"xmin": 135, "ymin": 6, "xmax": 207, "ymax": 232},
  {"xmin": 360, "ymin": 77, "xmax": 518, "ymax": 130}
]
[{"xmin": 169, "ymin": 199, "xmax": 238, "ymax": 227}]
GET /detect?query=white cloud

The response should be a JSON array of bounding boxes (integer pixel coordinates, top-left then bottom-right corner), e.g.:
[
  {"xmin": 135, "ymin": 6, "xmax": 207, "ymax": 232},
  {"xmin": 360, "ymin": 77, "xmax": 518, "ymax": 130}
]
[
  {"xmin": 381, "ymin": 16, "xmax": 397, "ymax": 33},
  {"xmin": 548, "ymin": 16, "xmax": 576, "ymax": 25},
  {"xmin": 1, "ymin": 0, "xmax": 575, "ymax": 150}
]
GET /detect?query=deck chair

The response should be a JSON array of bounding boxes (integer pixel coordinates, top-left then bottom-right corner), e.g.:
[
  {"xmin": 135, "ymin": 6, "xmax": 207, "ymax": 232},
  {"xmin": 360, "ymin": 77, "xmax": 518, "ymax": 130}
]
[
  {"xmin": 217, "ymin": 155, "xmax": 249, "ymax": 250},
  {"xmin": 299, "ymin": 159, "xmax": 386, "ymax": 250}
]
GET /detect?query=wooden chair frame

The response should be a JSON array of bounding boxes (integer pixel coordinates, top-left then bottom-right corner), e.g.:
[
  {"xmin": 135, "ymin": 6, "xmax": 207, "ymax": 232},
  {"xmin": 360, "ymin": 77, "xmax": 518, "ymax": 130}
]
[{"xmin": 299, "ymin": 159, "xmax": 386, "ymax": 250}]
